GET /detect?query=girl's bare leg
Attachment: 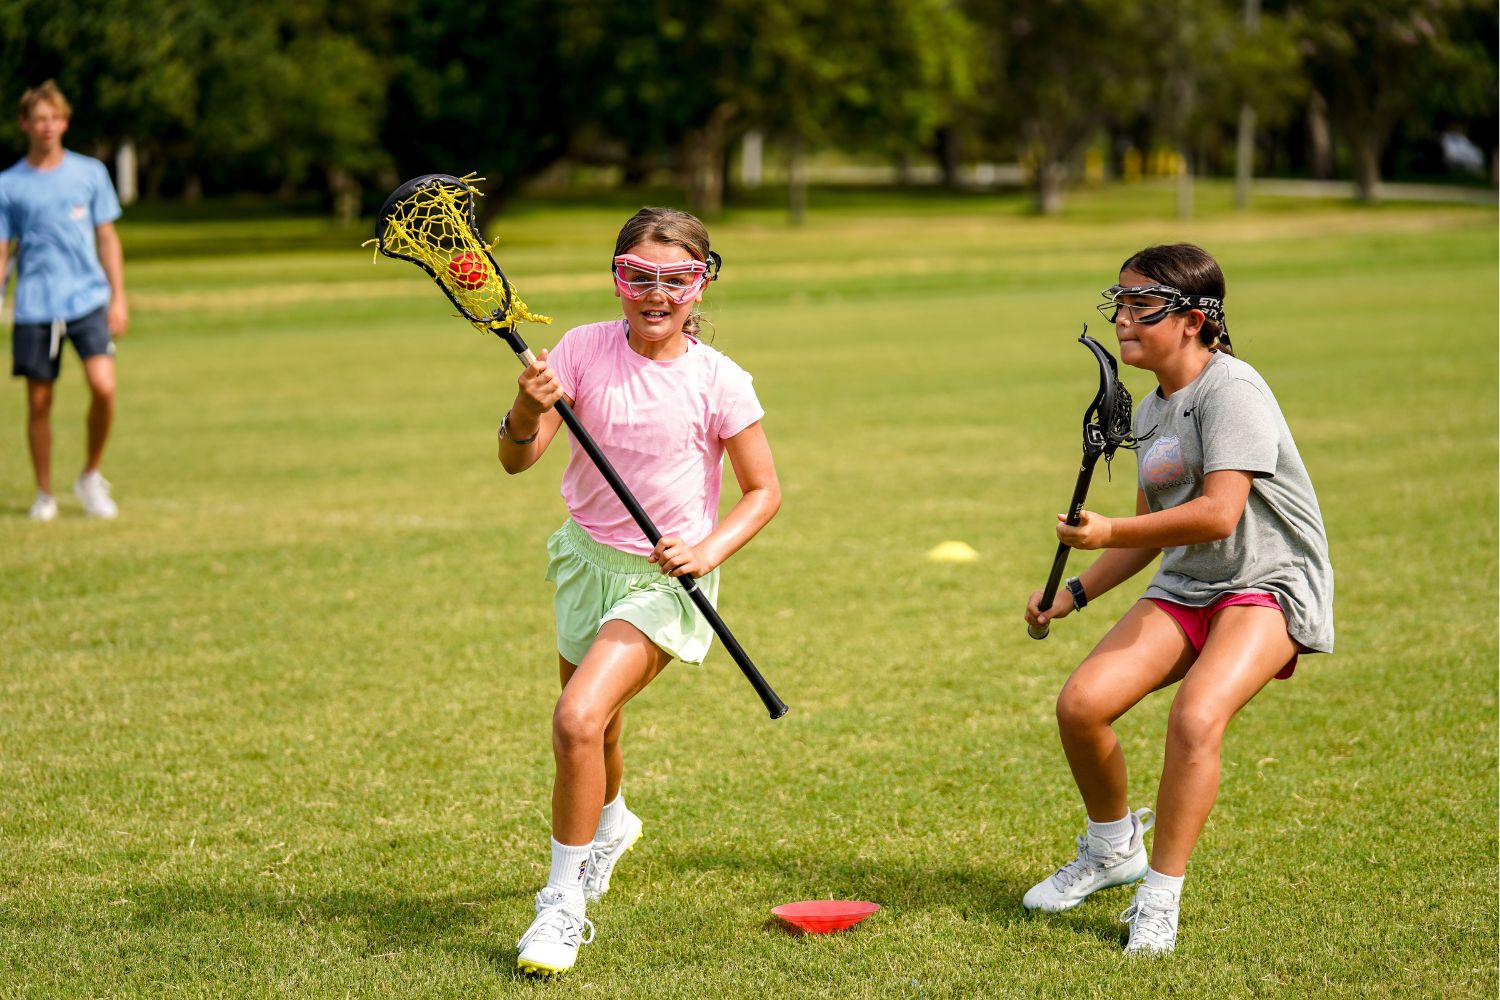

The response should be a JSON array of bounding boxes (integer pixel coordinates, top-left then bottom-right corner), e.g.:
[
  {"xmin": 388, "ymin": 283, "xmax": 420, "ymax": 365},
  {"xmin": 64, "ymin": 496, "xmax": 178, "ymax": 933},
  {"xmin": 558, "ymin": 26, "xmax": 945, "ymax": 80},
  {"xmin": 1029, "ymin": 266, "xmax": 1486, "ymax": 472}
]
[
  {"xmin": 551, "ymin": 619, "xmax": 670, "ymax": 846},
  {"xmin": 1055, "ymin": 601, "xmax": 1196, "ymax": 820},
  {"xmin": 1150, "ymin": 605, "xmax": 1298, "ymax": 875}
]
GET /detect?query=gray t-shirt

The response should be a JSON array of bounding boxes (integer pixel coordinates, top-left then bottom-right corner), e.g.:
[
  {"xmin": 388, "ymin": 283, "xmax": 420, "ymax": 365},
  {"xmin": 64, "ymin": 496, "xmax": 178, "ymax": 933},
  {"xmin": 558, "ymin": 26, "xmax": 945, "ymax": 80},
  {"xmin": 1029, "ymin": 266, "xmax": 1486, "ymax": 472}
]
[{"xmin": 1134, "ymin": 352, "xmax": 1334, "ymax": 653}]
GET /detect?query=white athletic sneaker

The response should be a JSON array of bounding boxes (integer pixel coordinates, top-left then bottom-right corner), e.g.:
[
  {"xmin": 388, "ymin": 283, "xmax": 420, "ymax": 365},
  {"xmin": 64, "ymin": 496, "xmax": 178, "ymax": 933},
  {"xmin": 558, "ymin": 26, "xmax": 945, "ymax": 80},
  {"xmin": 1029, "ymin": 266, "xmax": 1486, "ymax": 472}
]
[
  {"xmin": 1022, "ymin": 807, "xmax": 1154, "ymax": 912},
  {"xmin": 74, "ymin": 472, "xmax": 117, "ymax": 519},
  {"xmin": 584, "ymin": 810, "xmax": 642, "ymax": 902},
  {"xmin": 1120, "ymin": 883, "xmax": 1180, "ymax": 955},
  {"xmin": 28, "ymin": 492, "xmax": 57, "ymax": 522},
  {"xmin": 516, "ymin": 888, "xmax": 593, "ymax": 976}
]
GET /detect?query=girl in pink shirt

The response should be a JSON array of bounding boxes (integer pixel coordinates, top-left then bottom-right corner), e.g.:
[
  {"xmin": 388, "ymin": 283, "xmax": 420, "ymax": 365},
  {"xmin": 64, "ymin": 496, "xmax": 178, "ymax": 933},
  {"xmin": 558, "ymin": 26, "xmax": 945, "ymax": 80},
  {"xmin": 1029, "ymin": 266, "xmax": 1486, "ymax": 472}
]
[{"xmin": 497, "ymin": 208, "xmax": 781, "ymax": 976}]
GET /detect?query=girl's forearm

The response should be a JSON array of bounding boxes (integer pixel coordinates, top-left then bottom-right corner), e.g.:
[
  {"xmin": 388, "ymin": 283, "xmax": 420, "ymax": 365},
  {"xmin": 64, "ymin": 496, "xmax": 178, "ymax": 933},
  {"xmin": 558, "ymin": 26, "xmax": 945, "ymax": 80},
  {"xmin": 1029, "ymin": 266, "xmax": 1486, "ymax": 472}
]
[
  {"xmin": 697, "ymin": 487, "xmax": 780, "ymax": 570},
  {"xmin": 1106, "ymin": 495, "xmax": 1240, "ymax": 549},
  {"xmin": 497, "ymin": 397, "xmax": 557, "ymax": 474}
]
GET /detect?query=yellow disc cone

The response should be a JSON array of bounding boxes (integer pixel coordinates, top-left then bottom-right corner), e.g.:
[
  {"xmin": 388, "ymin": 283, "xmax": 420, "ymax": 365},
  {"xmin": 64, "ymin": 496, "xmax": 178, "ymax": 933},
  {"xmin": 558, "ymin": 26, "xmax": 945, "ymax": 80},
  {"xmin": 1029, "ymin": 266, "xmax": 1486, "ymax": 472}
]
[{"xmin": 926, "ymin": 541, "xmax": 979, "ymax": 564}]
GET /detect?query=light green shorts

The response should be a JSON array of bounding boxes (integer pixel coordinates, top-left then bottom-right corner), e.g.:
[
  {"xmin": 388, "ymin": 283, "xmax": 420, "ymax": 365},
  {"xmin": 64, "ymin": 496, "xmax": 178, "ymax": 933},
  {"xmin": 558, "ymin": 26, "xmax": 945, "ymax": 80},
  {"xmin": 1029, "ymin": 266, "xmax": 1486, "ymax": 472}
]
[{"xmin": 544, "ymin": 519, "xmax": 720, "ymax": 666}]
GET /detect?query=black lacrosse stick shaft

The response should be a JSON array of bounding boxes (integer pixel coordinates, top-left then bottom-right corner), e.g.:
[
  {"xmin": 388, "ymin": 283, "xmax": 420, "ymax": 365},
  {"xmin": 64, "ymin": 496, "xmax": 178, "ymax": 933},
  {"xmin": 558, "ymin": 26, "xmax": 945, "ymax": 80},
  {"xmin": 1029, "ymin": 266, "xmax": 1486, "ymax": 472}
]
[
  {"xmin": 1028, "ymin": 327, "xmax": 1138, "ymax": 641},
  {"xmin": 1031, "ymin": 451, "xmax": 1103, "ymax": 636},
  {"xmin": 501, "ymin": 329, "xmax": 789, "ymax": 720}
]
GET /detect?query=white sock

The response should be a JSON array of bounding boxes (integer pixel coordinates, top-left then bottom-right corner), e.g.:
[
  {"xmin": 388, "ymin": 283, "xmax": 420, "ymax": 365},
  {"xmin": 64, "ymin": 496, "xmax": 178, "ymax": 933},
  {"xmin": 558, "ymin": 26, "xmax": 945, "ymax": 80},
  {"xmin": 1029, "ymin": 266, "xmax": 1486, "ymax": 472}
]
[
  {"xmin": 546, "ymin": 838, "xmax": 590, "ymax": 899},
  {"xmin": 1087, "ymin": 813, "xmax": 1135, "ymax": 852},
  {"xmin": 1144, "ymin": 867, "xmax": 1185, "ymax": 899},
  {"xmin": 596, "ymin": 790, "xmax": 627, "ymax": 843}
]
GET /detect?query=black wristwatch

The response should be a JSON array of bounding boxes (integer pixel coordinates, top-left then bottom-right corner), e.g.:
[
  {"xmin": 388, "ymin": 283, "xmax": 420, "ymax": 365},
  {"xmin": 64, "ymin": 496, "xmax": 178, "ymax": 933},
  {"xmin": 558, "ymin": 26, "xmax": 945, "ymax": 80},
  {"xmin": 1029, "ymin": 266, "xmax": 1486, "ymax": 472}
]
[
  {"xmin": 499, "ymin": 411, "xmax": 538, "ymax": 445},
  {"xmin": 1065, "ymin": 576, "xmax": 1088, "ymax": 611}
]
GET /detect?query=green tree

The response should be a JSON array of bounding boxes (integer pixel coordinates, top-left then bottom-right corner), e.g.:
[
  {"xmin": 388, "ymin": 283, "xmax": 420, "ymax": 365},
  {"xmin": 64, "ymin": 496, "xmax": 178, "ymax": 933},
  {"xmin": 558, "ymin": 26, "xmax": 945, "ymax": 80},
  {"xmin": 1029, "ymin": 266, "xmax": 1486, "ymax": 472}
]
[
  {"xmin": 558, "ymin": 0, "xmax": 978, "ymax": 221},
  {"xmin": 384, "ymin": 0, "xmax": 576, "ymax": 219},
  {"xmin": 555, "ymin": 0, "xmax": 758, "ymax": 217},
  {"xmin": 1143, "ymin": 0, "xmax": 1306, "ymax": 217},
  {"xmin": 0, "ymin": 0, "xmax": 209, "ymax": 170},
  {"xmin": 966, "ymin": 0, "xmax": 1152, "ymax": 215},
  {"xmin": 2, "ymin": 0, "xmax": 394, "ymax": 217},
  {"xmin": 1291, "ymin": 0, "xmax": 1497, "ymax": 199},
  {"xmin": 736, "ymin": 0, "xmax": 979, "ymax": 221}
]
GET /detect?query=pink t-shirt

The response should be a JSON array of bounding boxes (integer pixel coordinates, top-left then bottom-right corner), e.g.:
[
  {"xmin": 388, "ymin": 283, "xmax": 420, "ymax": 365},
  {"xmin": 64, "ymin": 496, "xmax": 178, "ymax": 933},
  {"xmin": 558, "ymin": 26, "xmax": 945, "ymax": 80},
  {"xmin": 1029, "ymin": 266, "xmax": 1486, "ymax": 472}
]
[{"xmin": 549, "ymin": 319, "xmax": 765, "ymax": 556}]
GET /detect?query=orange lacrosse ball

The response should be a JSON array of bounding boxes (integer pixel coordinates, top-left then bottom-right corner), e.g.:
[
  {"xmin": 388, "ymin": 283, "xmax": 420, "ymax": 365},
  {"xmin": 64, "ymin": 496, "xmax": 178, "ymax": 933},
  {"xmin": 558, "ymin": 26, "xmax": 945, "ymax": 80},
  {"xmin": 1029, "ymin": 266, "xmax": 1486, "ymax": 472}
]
[{"xmin": 448, "ymin": 251, "xmax": 489, "ymax": 290}]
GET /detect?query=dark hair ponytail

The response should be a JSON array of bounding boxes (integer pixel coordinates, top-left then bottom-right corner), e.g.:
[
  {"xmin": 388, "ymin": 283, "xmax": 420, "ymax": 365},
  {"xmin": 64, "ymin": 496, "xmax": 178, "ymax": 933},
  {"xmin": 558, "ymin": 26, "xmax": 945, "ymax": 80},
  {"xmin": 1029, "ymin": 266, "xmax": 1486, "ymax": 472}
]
[{"xmin": 1120, "ymin": 243, "xmax": 1234, "ymax": 356}]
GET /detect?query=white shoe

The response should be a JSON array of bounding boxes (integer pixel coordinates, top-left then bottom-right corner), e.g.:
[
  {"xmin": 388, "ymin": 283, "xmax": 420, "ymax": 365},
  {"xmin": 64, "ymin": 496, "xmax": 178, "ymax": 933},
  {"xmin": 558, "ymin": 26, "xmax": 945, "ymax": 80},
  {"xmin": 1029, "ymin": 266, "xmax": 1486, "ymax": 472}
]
[
  {"xmin": 1022, "ymin": 807, "xmax": 1154, "ymax": 912},
  {"xmin": 28, "ymin": 492, "xmax": 57, "ymax": 522},
  {"xmin": 584, "ymin": 811, "xmax": 642, "ymax": 902},
  {"xmin": 74, "ymin": 472, "xmax": 118, "ymax": 519},
  {"xmin": 516, "ymin": 888, "xmax": 593, "ymax": 976},
  {"xmin": 1121, "ymin": 883, "xmax": 1180, "ymax": 955}
]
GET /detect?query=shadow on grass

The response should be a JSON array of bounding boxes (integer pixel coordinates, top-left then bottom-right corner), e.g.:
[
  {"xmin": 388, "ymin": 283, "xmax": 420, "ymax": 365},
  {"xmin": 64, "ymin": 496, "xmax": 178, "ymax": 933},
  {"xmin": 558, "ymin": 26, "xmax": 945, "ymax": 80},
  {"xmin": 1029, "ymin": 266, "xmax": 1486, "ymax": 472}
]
[
  {"xmin": 673, "ymin": 849, "xmax": 1127, "ymax": 946},
  {"xmin": 87, "ymin": 881, "xmax": 521, "ymax": 966}
]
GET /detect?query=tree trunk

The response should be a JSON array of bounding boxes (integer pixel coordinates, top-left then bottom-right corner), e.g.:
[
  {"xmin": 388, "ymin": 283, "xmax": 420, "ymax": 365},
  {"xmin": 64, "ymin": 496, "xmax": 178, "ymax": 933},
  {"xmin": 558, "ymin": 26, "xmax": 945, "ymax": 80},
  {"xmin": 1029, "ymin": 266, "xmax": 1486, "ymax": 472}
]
[
  {"xmin": 1234, "ymin": 0, "xmax": 1260, "ymax": 210},
  {"xmin": 182, "ymin": 171, "xmax": 203, "ymax": 203},
  {"xmin": 328, "ymin": 166, "xmax": 360, "ymax": 226},
  {"xmin": 1234, "ymin": 104, "xmax": 1255, "ymax": 210},
  {"xmin": 1351, "ymin": 133, "xmax": 1381, "ymax": 203},
  {"xmin": 1308, "ymin": 91, "xmax": 1333, "ymax": 180},
  {"xmin": 1177, "ymin": 145, "xmax": 1194, "ymax": 220},
  {"xmin": 115, "ymin": 140, "xmax": 138, "ymax": 206},
  {"xmin": 787, "ymin": 131, "xmax": 807, "ymax": 226},
  {"xmin": 935, "ymin": 126, "xmax": 964, "ymax": 190},
  {"xmin": 1034, "ymin": 158, "xmax": 1066, "ymax": 215},
  {"xmin": 739, "ymin": 130, "xmax": 764, "ymax": 189},
  {"xmin": 142, "ymin": 146, "xmax": 165, "ymax": 201},
  {"xmin": 894, "ymin": 151, "xmax": 912, "ymax": 186},
  {"xmin": 684, "ymin": 103, "xmax": 737, "ymax": 218}
]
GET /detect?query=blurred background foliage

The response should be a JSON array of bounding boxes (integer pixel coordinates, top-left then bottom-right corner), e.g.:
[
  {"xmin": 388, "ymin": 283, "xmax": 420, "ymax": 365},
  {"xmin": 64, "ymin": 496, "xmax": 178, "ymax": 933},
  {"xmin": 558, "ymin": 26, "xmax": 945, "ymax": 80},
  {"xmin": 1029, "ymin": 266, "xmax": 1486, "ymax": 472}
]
[{"xmin": 0, "ymin": 0, "xmax": 1494, "ymax": 220}]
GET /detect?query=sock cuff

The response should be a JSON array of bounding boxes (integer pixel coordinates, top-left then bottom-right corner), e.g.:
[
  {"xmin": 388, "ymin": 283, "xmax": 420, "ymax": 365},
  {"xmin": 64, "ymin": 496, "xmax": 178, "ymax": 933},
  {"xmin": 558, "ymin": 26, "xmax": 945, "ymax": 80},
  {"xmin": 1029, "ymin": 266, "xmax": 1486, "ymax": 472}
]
[
  {"xmin": 596, "ymin": 790, "xmax": 628, "ymax": 840},
  {"xmin": 1087, "ymin": 813, "xmax": 1134, "ymax": 842},
  {"xmin": 1144, "ymin": 866, "xmax": 1185, "ymax": 897},
  {"xmin": 548, "ymin": 837, "xmax": 591, "ymax": 895}
]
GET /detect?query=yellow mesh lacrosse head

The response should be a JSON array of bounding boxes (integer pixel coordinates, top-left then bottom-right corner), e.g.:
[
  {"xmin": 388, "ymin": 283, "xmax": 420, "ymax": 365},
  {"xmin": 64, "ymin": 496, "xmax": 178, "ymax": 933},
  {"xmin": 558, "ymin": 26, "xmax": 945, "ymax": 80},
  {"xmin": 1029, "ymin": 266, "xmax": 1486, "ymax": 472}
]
[{"xmin": 372, "ymin": 173, "xmax": 550, "ymax": 332}]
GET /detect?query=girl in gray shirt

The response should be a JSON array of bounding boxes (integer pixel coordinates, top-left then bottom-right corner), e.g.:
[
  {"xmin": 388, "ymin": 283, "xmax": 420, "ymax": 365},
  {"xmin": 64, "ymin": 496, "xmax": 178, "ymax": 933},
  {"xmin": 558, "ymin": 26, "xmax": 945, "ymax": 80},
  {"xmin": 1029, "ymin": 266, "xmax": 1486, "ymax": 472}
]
[{"xmin": 1021, "ymin": 243, "xmax": 1333, "ymax": 956}]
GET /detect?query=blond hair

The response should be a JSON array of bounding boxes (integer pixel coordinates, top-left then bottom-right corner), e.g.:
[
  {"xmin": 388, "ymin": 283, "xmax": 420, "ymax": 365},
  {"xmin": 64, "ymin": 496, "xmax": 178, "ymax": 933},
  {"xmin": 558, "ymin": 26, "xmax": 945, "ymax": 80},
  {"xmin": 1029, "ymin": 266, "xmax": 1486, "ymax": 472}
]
[
  {"xmin": 19, "ymin": 80, "xmax": 71, "ymax": 120},
  {"xmin": 615, "ymin": 207, "xmax": 715, "ymax": 340}
]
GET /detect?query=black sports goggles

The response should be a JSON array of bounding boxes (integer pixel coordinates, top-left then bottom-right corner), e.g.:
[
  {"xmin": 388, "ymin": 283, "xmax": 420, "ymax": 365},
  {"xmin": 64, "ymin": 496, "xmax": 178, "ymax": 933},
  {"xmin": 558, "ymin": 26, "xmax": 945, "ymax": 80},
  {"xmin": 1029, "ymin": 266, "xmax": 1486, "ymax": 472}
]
[{"xmin": 1097, "ymin": 283, "xmax": 1226, "ymax": 329}]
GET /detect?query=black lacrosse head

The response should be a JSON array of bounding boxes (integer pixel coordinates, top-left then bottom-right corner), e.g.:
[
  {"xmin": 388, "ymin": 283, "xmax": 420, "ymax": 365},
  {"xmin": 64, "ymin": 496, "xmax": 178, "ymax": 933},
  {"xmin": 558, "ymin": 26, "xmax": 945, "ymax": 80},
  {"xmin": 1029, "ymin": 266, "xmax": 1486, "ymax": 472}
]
[
  {"xmin": 1076, "ymin": 326, "xmax": 1147, "ymax": 468},
  {"xmin": 373, "ymin": 173, "xmax": 549, "ymax": 346}
]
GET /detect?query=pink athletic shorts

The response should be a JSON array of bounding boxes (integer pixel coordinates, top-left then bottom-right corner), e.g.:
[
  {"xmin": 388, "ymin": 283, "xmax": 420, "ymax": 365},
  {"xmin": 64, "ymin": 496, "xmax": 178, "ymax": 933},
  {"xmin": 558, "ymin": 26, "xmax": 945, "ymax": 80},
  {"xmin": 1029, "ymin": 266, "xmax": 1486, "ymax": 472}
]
[{"xmin": 1148, "ymin": 592, "xmax": 1300, "ymax": 680}]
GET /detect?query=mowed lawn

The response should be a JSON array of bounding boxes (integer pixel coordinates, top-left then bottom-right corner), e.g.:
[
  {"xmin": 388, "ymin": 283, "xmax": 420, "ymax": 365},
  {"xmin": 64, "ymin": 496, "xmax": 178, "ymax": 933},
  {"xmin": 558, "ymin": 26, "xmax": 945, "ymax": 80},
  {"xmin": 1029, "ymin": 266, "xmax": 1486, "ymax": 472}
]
[{"xmin": 0, "ymin": 183, "xmax": 1494, "ymax": 998}]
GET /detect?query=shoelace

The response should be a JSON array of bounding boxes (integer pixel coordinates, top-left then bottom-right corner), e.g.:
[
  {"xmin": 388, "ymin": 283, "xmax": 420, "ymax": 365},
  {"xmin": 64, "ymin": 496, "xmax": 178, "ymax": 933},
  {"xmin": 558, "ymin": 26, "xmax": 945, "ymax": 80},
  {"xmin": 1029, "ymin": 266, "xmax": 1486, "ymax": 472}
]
[
  {"xmin": 1050, "ymin": 808, "xmax": 1154, "ymax": 890},
  {"xmin": 518, "ymin": 899, "xmax": 595, "ymax": 951},
  {"xmin": 586, "ymin": 843, "xmax": 616, "ymax": 885},
  {"xmin": 1049, "ymin": 836, "xmax": 1099, "ymax": 890},
  {"xmin": 1119, "ymin": 892, "xmax": 1176, "ymax": 951}
]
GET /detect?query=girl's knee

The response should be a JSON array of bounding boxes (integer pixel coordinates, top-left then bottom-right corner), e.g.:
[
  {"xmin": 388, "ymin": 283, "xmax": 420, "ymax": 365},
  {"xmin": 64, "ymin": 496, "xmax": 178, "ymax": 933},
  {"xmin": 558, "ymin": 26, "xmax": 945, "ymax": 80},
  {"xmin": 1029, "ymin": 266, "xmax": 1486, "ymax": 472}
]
[
  {"xmin": 1056, "ymin": 681, "xmax": 1108, "ymax": 733},
  {"xmin": 552, "ymin": 699, "xmax": 607, "ymax": 751},
  {"xmin": 1166, "ymin": 700, "xmax": 1227, "ymax": 754}
]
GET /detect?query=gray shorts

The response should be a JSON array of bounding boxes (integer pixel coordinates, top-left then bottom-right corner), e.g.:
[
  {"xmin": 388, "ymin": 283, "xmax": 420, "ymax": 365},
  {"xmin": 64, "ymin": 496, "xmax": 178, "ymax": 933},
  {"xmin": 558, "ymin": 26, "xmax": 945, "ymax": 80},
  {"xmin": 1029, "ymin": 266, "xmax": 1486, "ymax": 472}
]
[{"xmin": 12, "ymin": 306, "xmax": 114, "ymax": 382}]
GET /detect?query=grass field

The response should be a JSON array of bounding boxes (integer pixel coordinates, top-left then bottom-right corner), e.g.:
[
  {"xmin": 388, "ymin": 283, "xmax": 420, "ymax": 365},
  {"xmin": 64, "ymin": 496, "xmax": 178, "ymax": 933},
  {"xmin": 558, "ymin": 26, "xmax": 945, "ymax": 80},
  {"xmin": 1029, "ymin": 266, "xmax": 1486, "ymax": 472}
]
[{"xmin": 1, "ymin": 181, "xmax": 1495, "ymax": 998}]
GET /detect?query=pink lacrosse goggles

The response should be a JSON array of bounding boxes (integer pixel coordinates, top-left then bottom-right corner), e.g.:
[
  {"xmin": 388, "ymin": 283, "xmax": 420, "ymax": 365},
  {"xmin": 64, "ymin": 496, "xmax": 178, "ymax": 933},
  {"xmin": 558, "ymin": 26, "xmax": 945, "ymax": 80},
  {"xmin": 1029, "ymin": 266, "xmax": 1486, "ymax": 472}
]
[{"xmin": 611, "ymin": 251, "xmax": 721, "ymax": 304}]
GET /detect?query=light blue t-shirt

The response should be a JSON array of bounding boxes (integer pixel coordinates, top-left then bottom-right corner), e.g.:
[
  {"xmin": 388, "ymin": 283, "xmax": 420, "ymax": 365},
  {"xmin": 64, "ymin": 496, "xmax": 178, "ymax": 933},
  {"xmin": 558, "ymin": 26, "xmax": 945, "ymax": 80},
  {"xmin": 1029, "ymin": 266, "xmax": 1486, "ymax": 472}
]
[{"xmin": 0, "ymin": 151, "xmax": 122, "ymax": 324}]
